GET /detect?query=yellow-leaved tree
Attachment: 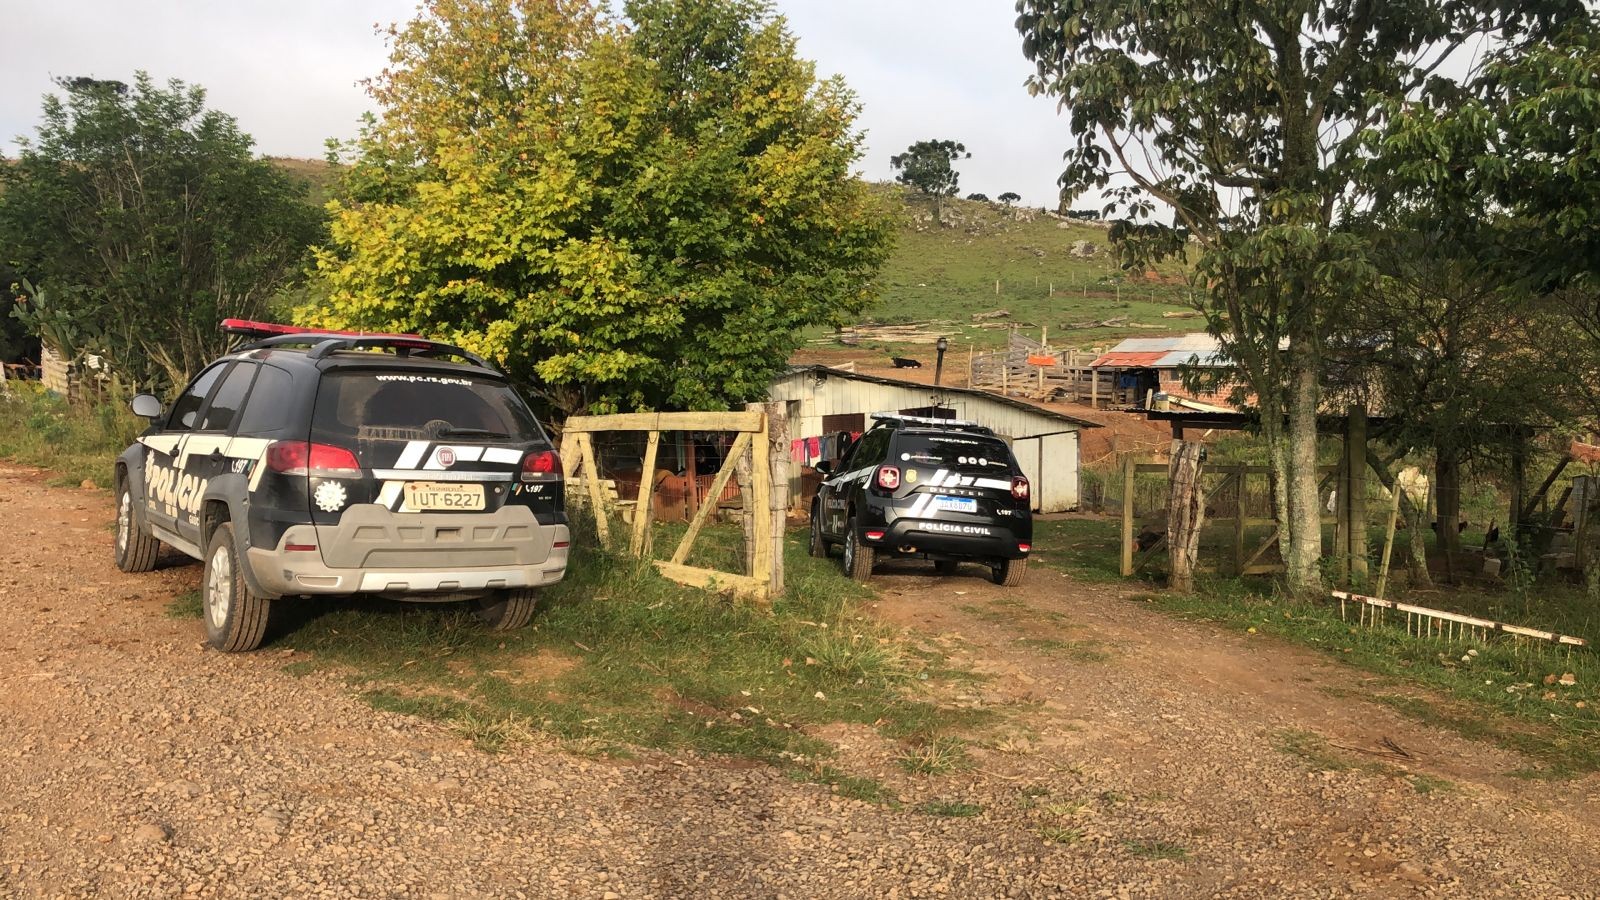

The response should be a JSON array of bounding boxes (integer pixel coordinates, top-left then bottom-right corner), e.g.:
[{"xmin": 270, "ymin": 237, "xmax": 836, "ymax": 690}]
[{"xmin": 308, "ymin": 0, "xmax": 893, "ymax": 414}]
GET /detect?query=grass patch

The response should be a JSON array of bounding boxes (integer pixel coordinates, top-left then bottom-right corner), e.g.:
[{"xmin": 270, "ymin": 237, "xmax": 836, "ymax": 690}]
[
  {"xmin": 1272, "ymin": 728, "xmax": 1359, "ymax": 772},
  {"xmin": 856, "ymin": 191, "xmax": 1195, "ymax": 354},
  {"xmin": 916, "ymin": 799, "xmax": 984, "ymax": 818},
  {"xmin": 788, "ymin": 765, "xmax": 898, "ymax": 805},
  {"xmin": 1012, "ymin": 636, "xmax": 1110, "ymax": 663},
  {"xmin": 896, "ymin": 736, "xmax": 973, "ymax": 776},
  {"xmin": 266, "ymin": 517, "xmax": 985, "ymax": 779},
  {"xmin": 0, "ymin": 384, "xmax": 142, "ymax": 490},
  {"xmin": 165, "ymin": 589, "xmax": 203, "ymax": 620},
  {"xmin": 1124, "ymin": 839, "xmax": 1188, "ymax": 860},
  {"xmin": 1406, "ymin": 773, "xmax": 1454, "ymax": 795},
  {"xmin": 1037, "ymin": 826, "xmax": 1083, "ymax": 845},
  {"xmin": 1030, "ymin": 519, "xmax": 1127, "ymax": 583}
]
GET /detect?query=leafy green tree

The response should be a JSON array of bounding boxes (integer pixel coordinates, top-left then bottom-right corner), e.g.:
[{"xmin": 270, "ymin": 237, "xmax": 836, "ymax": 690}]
[
  {"xmin": 0, "ymin": 264, "xmax": 35, "ymax": 364},
  {"xmin": 1017, "ymin": 0, "xmax": 1584, "ymax": 593},
  {"xmin": 890, "ymin": 139, "xmax": 969, "ymax": 213},
  {"xmin": 0, "ymin": 74, "xmax": 324, "ymax": 391},
  {"xmin": 309, "ymin": 0, "xmax": 893, "ymax": 415},
  {"xmin": 966, "ymin": 193, "xmax": 989, "ymax": 202},
  {"xmin": 997, "ymin": 191, "xmax": 1020, "ymax": 206},
  {"xmin": 1368, "ymin": 19, "xmax": 1599, "ymax": 560}
]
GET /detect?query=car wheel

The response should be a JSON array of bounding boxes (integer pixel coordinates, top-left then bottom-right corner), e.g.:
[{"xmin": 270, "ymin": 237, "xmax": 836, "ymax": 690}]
[
  {"xmin": 934, "ymin": 560, "xmax": 960, "ymax": 576},
  {"xmin": 843, "ymin": 517, "xmax": 874, "ymax": 583},
  {"xmin": 992, "ymin": 557, "xmax": 1028, "ymax": 587},
  {"xmin": 473, "ymin": 589, "xmax": 539, "ymax": 631},
  {"xmin": 114, "ymin": 484, "xmax": 161, "ymax": 573},
  {"xmin": 809, "ymin": 506, "xmax": 829, "ymax": 559},
  {"xmin": 202, "ymin": 522, "xmax": 273, "ymax": 652}
]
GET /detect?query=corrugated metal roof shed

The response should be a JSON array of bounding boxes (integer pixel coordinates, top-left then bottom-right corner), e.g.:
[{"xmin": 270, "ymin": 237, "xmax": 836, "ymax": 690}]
[{"xmin": 1090, "ymin": 333, "xmax": 1229, "ymax": 369}]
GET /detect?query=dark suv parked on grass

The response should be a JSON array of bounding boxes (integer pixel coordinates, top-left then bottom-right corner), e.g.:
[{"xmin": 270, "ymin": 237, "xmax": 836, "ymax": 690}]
[
  {"xmin": 809, "ymin": 414, "xmax": 1032, "ymax": 586},
  {"xmin": 113, "ymin": 322, "xmax": 568, "ymax": 652}
]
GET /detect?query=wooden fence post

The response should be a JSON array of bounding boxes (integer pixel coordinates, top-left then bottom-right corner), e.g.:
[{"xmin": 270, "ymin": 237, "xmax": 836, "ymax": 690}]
[
  {"xmin": 1167, "ymin": 441, "xmax": 1205, "ymax": 593},
  {"xmin": 1347, "ymin": 404, "xmax": 1369, "ymax": 583},
  {"xmin": 1233, "ymin": 464, "xmax": 1247, "ymax": 576},
  {"xmin": 630, "ymin": 431, "xmax": 660, "ymax": 556},
  {"xmin": 1121, "ymin": 452, "xmax": 1136, "ymax": 577},
  {"xmin": 758, "ymin": 401, "xmax": 788, "ymax": 601}
]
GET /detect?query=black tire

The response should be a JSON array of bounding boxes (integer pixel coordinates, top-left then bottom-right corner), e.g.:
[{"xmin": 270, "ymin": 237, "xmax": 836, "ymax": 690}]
[
  {"xmin": 992, "ymin": 556, "xmax": 1028, "ymax": 587},
  {"xmin": 843, "ymin": 517, "xmax": 874, "ymax": 583},
  {"xmin": 809, "ymin": 505, "xmax": 829, "ymax": 559},
  {"xmin": 934, "ymin": 560, "xmax": 960, "ymax": 576},
  {"xmin": 202, "ymin": 523, "xmax": 272, "ymax": 652},
  {"xmin": 114, "ymin": 482, "xmax": 160, "ymax": 573},
  {"xmin": 473, "ymin": 589, "xmax": 539, "ymax": 631}
]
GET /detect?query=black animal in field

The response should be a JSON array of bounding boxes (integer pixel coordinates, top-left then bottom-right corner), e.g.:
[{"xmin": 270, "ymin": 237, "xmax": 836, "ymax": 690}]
[{"xmin": 891, "ymin": 357, "xmax": 922, "ymax": 368}]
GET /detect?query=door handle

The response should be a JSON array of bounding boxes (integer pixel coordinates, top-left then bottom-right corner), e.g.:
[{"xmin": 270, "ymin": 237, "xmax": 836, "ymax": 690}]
[{"xmin": 208, "ymin": 449, "xmax": 225, "ymax": 462}]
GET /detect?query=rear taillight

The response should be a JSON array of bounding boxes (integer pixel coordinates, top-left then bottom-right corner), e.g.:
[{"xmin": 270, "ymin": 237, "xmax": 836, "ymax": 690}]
[
  {"xmin": 522, "ymin": 450, "xmax": 560, "ymax": 482},
  {"xmin": 1011, "ymin": 476, "xmax": 1030, "ymax": 500},
  {"xmin": 875, "ymin": 465, "xmax": 900, "ymax": 491},
  {"xmin": 1018, "ymin": 543, "xmax": 1031, "ymax": 554},
  {"xmin": 267, "ymin": 441, "xmax": 360, "ymax": 476}
]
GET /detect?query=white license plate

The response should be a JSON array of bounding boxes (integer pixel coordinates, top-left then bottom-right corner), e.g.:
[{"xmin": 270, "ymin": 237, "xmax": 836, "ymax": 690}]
[
  {"xmin": 934, "ymin": 495, "xmax": 977, "ymax": 513},
  {"xmin": 404, "ymin": 482, "xmax": 485, "ymax": 511}
]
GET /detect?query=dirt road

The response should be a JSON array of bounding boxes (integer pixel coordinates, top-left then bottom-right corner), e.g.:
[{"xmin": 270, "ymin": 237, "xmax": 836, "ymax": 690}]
[{"xmin": 2, "ymin": 462, "xmax": 1598, "ymax": 898}]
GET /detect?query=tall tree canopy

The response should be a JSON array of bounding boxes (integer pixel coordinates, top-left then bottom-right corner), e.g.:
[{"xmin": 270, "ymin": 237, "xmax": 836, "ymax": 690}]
[
  {"xmin": 889, "ymin": 139, "xmax": 969, "ymax": 200},
  {"xmin": 1016, "ymin": 0, "xmax": 1585, "ymax": 592},
  {"xmin": 0, "ymin": 74, "xmax": 323, "ymax": 390},
  {"xmin": 310, "ymin": 0, "xmax": 893, "ymax": 415}
]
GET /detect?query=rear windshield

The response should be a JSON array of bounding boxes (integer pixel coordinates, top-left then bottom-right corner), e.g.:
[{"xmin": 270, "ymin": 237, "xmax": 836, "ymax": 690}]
[
  {"xmin": 892, "ymin": 432, "xmax": 1015, "ymax": 473},
  {"xmin": 311, "ymin": 371, "xmax": 542, "ymax": 445}
]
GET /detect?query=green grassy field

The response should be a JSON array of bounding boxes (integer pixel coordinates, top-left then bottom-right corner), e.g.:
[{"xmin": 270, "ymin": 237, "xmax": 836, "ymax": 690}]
[{"xmin": 843, "ymin": 189, "xmax": 1198, "ymax": 353}]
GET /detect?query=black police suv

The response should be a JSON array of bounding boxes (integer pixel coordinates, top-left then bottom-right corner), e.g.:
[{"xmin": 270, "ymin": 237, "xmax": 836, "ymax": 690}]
[
  {"xmin": 809, "ymin": 414, "xmax": 1032, "ymax": 586},
  {"xmin": 113, "ymin": 321, "xmax": 568, "ymax": 652}
]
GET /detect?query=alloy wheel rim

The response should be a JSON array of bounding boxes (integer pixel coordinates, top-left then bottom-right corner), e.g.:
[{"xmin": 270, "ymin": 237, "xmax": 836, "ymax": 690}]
[
  {"xmin": 844, "ymin": 530, "xmax": 855, "ymax": 569},
  {"xmin": 116, "ymin": 492, "xmax": 130, "ymax": 554},
  {"xmin": 206, "ymin": 545, "xmax": 232, "ymax": 629}
]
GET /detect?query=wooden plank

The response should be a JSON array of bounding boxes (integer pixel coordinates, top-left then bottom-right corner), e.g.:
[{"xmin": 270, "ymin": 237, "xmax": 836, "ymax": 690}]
[
  {"xmin": 561, "ymin": 433, "xmax": 585, "ymax": 495},
  {"xmin": 1375, "ymin": 481, "xmax": 1402, "ymax": 598},
  {"xmin": 630, "ymin": 431, "xmax": 661, "ymax": 556},
  {"xmin": 653, "ymin": 560, "xmax": 767, "ymax": 598},
  {"xmin": 565, "ymin": 410, "xmax": 764, "ymax": 434},
  {"xmin": 1521, "ymin": 456, "xmax": 1570, "ymax": 523},
  {"xmin": 575, "ymin": 433, "xmax": 611, "ymax": 549},
  {"xmin": 670, "ymin": 432, "xmax": 753, "ymax": 566},
  {"xmin": 1332, "ymin": 590, "xmax": 1588, "ymax": 647}
]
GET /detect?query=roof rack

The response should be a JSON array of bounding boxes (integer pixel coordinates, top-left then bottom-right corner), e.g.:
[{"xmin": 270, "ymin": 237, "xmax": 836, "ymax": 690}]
[
  {"xmin": 221, "ymin": 318, "xmax": 496, "ymax": 371},
  {"xmin": 869, "ymin": 412, "xmax": 992, "ymax": 433}
]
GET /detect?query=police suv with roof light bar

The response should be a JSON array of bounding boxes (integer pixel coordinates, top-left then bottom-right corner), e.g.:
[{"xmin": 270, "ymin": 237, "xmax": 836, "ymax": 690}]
[
  {"xmin": 809, "ymin": 413, "xmax": 1032, "ymax": 586},
  {"xmin": 112, "ymin": 320, "xmax": 568, "ymax": 651}
]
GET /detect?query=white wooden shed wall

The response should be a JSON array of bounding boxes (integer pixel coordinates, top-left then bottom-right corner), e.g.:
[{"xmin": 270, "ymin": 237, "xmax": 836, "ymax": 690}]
[{"xmin": 769, "ymin": 369, "xmax": 1084, "ymax": 513}]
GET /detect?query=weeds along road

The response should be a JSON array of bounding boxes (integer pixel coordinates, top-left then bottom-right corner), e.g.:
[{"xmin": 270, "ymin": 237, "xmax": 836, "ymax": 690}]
[{"xmin": 2, "ymin": 460, "xmax": 1598, "ymax": 899}]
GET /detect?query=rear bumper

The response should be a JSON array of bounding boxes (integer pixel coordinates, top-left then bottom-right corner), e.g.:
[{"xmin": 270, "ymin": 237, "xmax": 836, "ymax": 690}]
[
  {"xmin": 245, "ymin": 523, "xmax": 570, "ymax": 598},
  {"xmin": 865, "ymin": 517, "xmax": 1030, "ymax": 561}
]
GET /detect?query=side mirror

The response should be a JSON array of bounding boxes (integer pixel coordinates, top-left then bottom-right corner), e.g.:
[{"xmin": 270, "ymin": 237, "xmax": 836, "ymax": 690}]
[
  {"xmin": 130, "ymin": 393, "xmax": 163, "ymax": 420},
  {"xmin": 814, "ymin": 460, "xmax": 832, "ymax": 475}
]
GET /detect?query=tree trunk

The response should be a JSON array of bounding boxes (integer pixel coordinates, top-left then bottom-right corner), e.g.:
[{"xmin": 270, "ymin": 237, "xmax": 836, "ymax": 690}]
[
  {"xmin": 1406, "ymin": 495, "xmax": 1432, "ymax": 585},
  {"xmin": 1284, "ymin": 349, "xmax": 1324, "ymax": 595},
  {"xmin": 1435, "ymin": 448, "xmax": 1462, "ymax": 582},
  {"xmin": 1166, "ymin": 440, "xmax": 1206, "ymax": 593}
]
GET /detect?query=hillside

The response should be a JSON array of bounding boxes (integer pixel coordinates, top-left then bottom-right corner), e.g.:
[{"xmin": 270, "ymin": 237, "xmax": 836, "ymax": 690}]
[
  {"xmin": 266, "ymin": 160, "xmax": 1202, "ymax": 357},
  {"xmin": 850, "ymin": 188, "xmax": 1199, "ymax": 354}
]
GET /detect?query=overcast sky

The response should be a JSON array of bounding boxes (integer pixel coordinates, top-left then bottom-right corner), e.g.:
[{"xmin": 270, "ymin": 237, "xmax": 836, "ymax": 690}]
[{"xmin": 0, "ymin": 1, "xmax": 1078, "ymax": 208}]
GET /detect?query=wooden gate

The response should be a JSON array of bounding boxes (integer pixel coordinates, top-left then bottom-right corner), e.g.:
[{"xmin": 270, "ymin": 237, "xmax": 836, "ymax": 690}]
[{"xmin": 559, "ymin": 404, "xmax": 788, "ymax": 607}]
